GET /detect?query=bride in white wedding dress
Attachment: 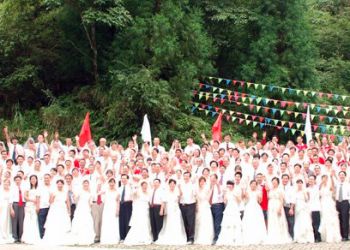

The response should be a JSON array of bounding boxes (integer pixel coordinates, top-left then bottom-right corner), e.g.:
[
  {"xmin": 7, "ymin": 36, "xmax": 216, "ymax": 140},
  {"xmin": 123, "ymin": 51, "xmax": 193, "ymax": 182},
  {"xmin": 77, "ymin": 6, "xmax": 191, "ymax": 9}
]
[
  {"xmin": 194, "ymin": 177, "xmax": 214, "ymax": 245},
  {"xmin": 156, "ymin": 179, "xmax": 187, "ymax": 245}
]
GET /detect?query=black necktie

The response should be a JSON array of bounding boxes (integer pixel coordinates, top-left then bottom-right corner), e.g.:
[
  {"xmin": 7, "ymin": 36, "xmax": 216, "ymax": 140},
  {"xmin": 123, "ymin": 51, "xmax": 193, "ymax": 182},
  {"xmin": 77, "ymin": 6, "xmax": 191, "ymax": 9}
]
[
  {"xmin": 12, "ymin": 145, "xmax": 16, "ymax": 162},
  {"xmin": 121, "ymin": 186, "xmax": 125, "ymax": 203}
]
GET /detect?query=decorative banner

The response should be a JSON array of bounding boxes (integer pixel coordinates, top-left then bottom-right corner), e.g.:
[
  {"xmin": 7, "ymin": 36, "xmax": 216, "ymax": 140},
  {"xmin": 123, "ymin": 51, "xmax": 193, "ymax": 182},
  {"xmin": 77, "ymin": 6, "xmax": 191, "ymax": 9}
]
[
  {"xmin": 194, "ymin": 91, "xmax": 350, "ymax": 126},
  {"xmin": 206, "ymin": 76, "xmax": 350, "ymax": 103},
  {"xmin": 192, "ymin": 102, "xmax": 350, "ymax": 135},
  {"xmin": 193, "ymin": 78, "xmax": 349, "ymax": 141},
  {"xmin": 192, "ymin": 104, "xmax": 346, "ymax": 141},
  {"xmin": 199, "ymin": 83, "xmax": 350, "ymax": 113}
]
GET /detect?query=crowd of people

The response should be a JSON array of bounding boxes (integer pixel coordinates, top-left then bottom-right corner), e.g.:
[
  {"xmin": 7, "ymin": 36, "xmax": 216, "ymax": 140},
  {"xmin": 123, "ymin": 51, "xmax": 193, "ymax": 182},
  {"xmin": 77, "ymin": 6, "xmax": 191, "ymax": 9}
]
[{"xmin": 0, "ymin": 126, "xmax": 349, "ymax": 246}]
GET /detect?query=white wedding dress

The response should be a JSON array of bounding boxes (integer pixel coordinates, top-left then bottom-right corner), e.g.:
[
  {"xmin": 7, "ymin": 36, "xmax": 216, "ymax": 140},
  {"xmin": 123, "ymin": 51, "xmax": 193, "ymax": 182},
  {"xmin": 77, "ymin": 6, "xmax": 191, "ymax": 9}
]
[
  {"xmin": 22, "ymin": 188, "xmax": 41, "ymax": 244},
  {"xmin": 194, "ymin": 187, "xmax": 214, "ymax": 245},
  {"xmin": 242, "ymin": 189, "xmax": 266, "ymax": 245},
  {"xmin": 0, "ymin": 189, "xmax": 13, "ymax": 244},
  {"xmin": 217, "ymin": 189, "xmax": 243, "ymax": 245},
  {"xmin": 156, "ymin": 189, "xmax": 187, "ymax": 245},
  {"xmin": 266, "ymin": 188, "xmax": 292, "ymax": 244},
  {"xmin": 100, "ymin": 189, "xmax": 120, "ymax": 245},
  {"xmin": 70, "ymin": 190, "xmax": 95, "ymax": 245},
  {"xmin": 319, "ymin": 186, "xmax": 341, "ymax": 243},
  {"xmin": 293, "ymin": 190, "xmax": 314, "ymax": 243},
  {"xmin": 124, "ymin": 190, "xmax": 152, "ymax": 245},
  {"xmin": 42, "ymin": 190, "xmax": 71, "ymax": 245}
]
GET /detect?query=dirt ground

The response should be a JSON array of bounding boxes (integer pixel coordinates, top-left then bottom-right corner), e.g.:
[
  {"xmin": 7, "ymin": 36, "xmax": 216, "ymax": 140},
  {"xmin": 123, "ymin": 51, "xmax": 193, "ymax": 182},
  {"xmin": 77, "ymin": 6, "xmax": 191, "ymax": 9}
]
[{"xmin": 1, "ymin": 242, "xmax": 350, "ymax": 250}]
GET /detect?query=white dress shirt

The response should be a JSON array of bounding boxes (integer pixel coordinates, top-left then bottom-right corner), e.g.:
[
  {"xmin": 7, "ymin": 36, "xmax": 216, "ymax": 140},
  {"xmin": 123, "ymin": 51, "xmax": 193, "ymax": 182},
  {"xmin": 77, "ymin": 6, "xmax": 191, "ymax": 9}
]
[
  {"xmin": 8, "ymin": 143, "xmax": 24, "ymax": 160},
  {"xmin": 211, "ymin": 184, "xmax": 224, "ymax": 204},
  {"xmin": 38, "ymin": 184, "xmax": 51, "ymax": 209},
  {"xmin": 149, "ymin": 188, "xmax": 164, "ymax": 205},
  {"xmin": 234, "ymin": 183, "xmax": 244, "ymax": 211},
  {"xmin": 335, "ymin": 181, "xmax": 350, "ymax": 201},
  {"xmin": 35, "ymin": 143, "xmax": 48, "ymax": 159},
  {"xmin": 9, "ymin": 184, "xmax": 26, "ymax": 203},
  {"xmin": 152, "ymin": 145, "xmax": 166, "ymax": 155},
  {"xmin": 179, "ymin": 181, "xmax": 196, "ymax": 204},
  {"xmin": 13, "ymin": 163, "xmax": 30, "ymax": 177},
  {"xmin": 307, "ymin": 185, "xmax": 321, "ymax": 211},
  {"xmin": 118, "ymin": 184, "xmax": 133, "ymax": 202},
  {"xmin": 282, "ymin": 184, "xmax": 296, "ymax": 207},
  {"xmin": 219, "ymin": 142, "xmax": 235, "ymax": 150},
  {"xmin": 184, "ymin": 144, "xmax": 200, "ymax": 155}
]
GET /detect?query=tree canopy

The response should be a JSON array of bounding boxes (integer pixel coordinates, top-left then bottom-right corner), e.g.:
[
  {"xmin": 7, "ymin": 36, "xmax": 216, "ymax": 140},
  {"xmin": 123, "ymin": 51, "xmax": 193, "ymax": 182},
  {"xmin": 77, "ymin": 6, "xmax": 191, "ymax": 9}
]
[{"xmin": 0, "ymin": 0, "xmax": 349, "ymax": 145}]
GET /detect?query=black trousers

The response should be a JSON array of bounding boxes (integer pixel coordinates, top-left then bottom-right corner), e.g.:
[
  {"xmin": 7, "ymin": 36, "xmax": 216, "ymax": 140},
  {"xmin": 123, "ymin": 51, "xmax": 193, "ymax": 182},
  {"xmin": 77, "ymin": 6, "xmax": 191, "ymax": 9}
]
[
  {"xmin": 336, "ymin": 200, "xmax": 350, "ymax": 239},
  {"xmin": 149, "ymin": 205, "xmax": 164, "ymax": 241},
  {"xmin": 311, "ymin": 211, "xmax": 321, "ymax": 241},
  {"xmin": 263, "ymin": 210, "xmax": 268, "ymax": 223},
  {"xmin": 180, "ymin": 203, "xmax": 196, "ymax": 242},
  {"xmin": 211, "ymin": 203, "xmax": 225, "ymax": 241},
  {"xmin": 240, "ymin": 211, "xmax": 244, "ymax": 220},
  {"xmin": 70, "ymin": 204, "xmax": 76, "ymax": 221},
  {"xmin": 284, "ymin": 206, "xmax": 295, "ymax": 239},
  {"xmin": 119, "ymin": 201, "xmax": 132, "ymax": 240},
  {"xmin": 38, "ymin": 207, "xmax": 49, "ymax": 239},
  {"xmin": 11, "ymin": 203, "xmax": 25, "ymax": 241}
]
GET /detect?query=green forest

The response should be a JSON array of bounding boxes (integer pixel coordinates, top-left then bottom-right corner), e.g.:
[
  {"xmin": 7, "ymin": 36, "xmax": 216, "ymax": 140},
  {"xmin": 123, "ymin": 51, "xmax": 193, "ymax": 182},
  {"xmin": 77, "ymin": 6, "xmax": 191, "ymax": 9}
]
[{"xmin": 0, "ymin": 0, "xmax": 349, "ymax": 146}]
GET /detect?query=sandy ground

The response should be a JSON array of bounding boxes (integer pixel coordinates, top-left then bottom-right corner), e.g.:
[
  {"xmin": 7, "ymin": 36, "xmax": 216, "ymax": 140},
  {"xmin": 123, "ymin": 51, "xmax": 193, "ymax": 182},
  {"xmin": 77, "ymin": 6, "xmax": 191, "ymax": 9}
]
[{"xmin": 1, "ymin": 242, "xmax": 350, "ymax": 250}]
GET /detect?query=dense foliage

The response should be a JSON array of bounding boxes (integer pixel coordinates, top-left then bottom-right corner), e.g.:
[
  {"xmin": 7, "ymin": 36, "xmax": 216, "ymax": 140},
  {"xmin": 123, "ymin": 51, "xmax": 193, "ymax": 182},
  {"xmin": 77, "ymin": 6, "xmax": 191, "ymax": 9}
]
[{"xmin": 0, "ymin": 0, "xmax": 349, "ymax": 146}]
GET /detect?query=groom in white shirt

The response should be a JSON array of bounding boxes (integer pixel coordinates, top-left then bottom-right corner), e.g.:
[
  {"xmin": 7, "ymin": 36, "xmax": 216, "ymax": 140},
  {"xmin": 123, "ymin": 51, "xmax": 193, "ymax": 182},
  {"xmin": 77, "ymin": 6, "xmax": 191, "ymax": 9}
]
[
  {"xmin": 210, "ymin": 174, "xmax": 225, "ymax": 245},
  {"xmin": 336, "ymin": 171, "xmax": 350, "ymax": 241},
  {"xmin": 38, "ymin": 174, "xmax": 51, "ymax": 238}
]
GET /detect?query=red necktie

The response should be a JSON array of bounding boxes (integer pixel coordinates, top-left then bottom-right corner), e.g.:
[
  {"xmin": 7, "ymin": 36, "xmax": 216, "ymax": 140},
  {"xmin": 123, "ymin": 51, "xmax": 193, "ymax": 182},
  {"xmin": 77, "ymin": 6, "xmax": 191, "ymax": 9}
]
[
  {"xmin": 18, "ymin": 188, "xmax": 23, "ymax": 207},
  {"xmin": 97, "ymin": 194, "xmax": 102, "ymax": 205}
]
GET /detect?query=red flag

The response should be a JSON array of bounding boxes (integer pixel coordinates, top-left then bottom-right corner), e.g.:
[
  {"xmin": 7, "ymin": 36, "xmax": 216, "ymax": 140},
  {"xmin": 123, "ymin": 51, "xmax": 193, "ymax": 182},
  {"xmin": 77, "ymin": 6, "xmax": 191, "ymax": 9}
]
[
  {"xmin": 79, "ymin": 112, "xmax": 92, "ymax": 147},
  {"xmin": 212, "ymin": 112, "xmax": 223, "ymax": 142}
]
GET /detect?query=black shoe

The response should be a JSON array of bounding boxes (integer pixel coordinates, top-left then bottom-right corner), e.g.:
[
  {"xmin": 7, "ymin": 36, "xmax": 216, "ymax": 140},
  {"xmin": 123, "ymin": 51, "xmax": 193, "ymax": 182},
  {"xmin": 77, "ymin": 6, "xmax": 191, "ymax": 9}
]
[
  {"xmin": 315, "ymin": 238, "xmax": 321, "ymax": 243},
  {"xmin": 94, "ymin": 239, "xmax": 100, "ymax": 243},
  {"xmin": 341, "ymin": 238, "xmax": 348, "ymax": 242},
  {"xmin": 15, "ymin": 240, "xmax": 21, "ymax": 244}
]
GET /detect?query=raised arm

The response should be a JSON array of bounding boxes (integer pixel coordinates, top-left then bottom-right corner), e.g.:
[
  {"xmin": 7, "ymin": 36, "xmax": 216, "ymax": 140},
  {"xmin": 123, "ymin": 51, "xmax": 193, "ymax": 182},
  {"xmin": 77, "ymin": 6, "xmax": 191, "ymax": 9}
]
[
  {"xmin": 3, "ymin": 126, "xmax": 11, "ymax": 146},
  {"xmin": 43, "ymin": 130, "xmax": 49, "ymax": 146},
  {"xmin": 201, "ymin": 133, "xmax": 209, "ymax": 145},
  {"xmin": 132, "ymin": 135, "xmax": 138, "ymax": 151}
]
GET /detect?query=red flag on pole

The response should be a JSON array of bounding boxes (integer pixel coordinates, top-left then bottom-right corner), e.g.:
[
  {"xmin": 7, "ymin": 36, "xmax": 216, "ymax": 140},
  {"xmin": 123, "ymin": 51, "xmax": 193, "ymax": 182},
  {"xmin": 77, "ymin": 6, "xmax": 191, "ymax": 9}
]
[
  {"xmin": 212, "ymin": 112, "xmax": 223, "ymax": 142},
  {"xmin": 79, "ymin": 112, "xmax": 92, "ymax": 147}
]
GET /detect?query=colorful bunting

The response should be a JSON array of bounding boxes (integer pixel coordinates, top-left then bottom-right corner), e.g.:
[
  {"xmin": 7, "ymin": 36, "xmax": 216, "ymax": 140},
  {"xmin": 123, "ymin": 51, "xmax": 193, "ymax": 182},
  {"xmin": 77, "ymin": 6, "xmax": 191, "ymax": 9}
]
[
  {"xmin": 195, "ymin": 91, "xmax": 350, "ymax": 126},
  {"xmin": 195, "ymin": 77, "xmax": 350, "ymax": 139},
  {"xmin": 206, "ymin": 76, "xmax": 350, "ymax": 103},
  {"xmin": 199, "ymin": 83, "xmax": 350, "ymax": 113},
  {"xmin": 192, "ymin": 102, "xmax": 349, "ymax": 136}
]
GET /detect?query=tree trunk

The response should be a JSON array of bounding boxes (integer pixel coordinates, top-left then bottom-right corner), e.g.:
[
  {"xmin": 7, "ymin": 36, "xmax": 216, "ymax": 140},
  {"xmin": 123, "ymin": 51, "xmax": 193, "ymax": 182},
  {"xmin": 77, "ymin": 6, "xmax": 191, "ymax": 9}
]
[
  {"xmin": 154, "ymin": 0, "xmax": 161, "ymax": 13},
  {"xmin": 82, "ymin": 16, "xmax": 99, "ymax": 83},
  {"xmin": 90, "ymin": 24, "xmax": 99, "ymax": 83}
]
